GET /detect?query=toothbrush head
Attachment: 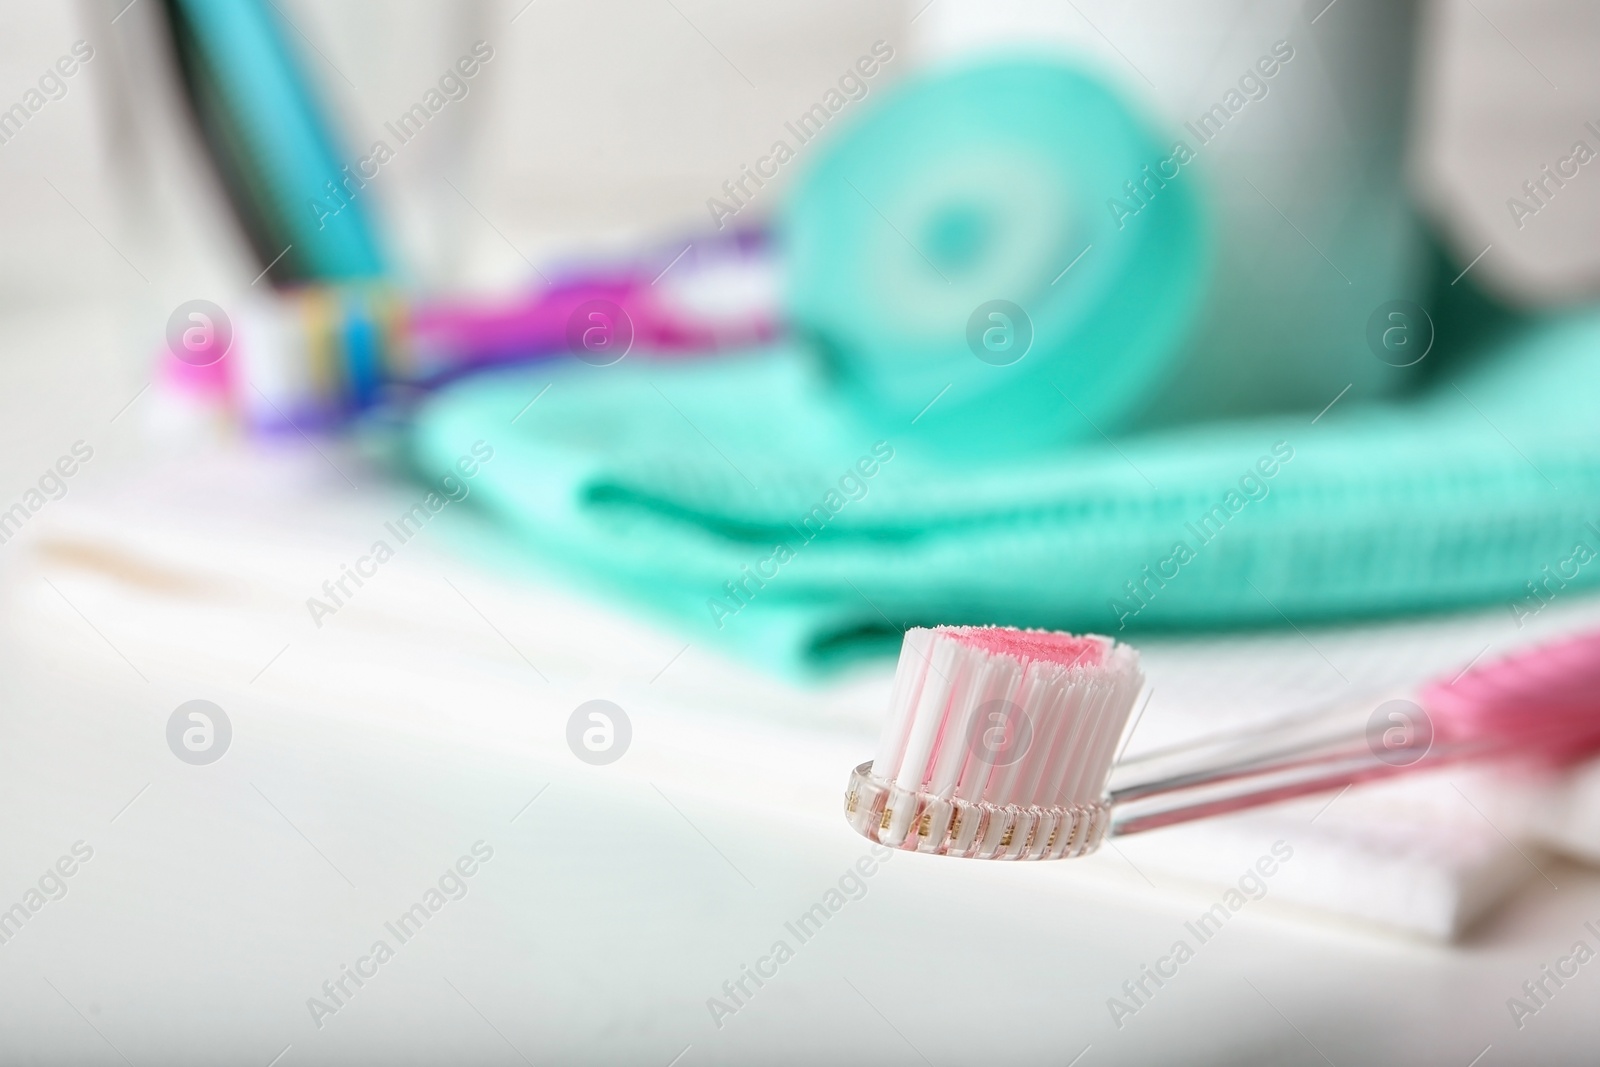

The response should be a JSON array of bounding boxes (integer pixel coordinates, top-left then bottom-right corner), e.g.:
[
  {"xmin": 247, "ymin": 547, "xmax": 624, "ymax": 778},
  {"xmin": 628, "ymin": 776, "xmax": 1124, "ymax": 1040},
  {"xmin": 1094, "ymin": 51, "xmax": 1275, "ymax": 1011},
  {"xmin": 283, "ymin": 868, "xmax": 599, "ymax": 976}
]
[{"xmin": 845, "ymin": 626, "xmax": 1144, "ymax": 860}]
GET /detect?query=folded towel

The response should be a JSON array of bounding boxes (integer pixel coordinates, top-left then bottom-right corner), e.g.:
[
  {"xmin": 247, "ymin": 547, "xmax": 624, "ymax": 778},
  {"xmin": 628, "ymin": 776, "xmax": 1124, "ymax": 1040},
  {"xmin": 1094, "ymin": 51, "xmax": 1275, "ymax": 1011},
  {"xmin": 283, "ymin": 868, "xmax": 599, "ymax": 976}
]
[{"xmin": 409, "ymin": 310, "xmax": 1600, "ymax": 675}]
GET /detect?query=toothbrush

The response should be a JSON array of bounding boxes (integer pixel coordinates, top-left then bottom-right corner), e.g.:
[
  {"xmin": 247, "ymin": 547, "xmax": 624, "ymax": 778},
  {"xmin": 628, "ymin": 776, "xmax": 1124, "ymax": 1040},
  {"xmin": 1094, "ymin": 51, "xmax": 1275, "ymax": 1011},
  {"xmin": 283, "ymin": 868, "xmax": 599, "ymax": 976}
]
[
  {"xmin": 844, "ymin": 625, "xmax": 1600, "ymax": 860},
  {"xmin": 160, "ymin": 233, "xmax": 779, "ymax": 432}
]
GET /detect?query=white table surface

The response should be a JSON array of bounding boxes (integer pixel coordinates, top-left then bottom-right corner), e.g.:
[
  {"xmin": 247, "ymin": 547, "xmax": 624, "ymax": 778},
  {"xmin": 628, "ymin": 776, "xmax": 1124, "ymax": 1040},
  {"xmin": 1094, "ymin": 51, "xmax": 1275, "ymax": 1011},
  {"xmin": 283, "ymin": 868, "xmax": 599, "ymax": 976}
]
[{"xmin": 0, "ymin": 323, "xmax": 1595, "ymax": 1065}]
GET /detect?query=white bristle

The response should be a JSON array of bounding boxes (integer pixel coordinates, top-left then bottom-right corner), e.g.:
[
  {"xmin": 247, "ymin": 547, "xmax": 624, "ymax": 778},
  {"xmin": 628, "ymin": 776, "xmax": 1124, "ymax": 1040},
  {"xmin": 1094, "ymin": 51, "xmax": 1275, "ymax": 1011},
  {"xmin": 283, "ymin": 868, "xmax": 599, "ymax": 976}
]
[
  {"xmin": 870, "ymin": 627, "xmax": 936, "ymax": 782},
  {"xmin": 869, "ymin": 626, "xmax": 1145, "ymax": 811}
]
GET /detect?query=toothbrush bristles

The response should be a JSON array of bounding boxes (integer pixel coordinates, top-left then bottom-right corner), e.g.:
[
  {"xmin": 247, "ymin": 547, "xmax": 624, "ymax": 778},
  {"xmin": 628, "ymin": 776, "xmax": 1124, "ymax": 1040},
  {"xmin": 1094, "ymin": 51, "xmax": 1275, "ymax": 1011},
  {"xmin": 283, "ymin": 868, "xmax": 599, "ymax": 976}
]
[{"xmin": 868, "ymin": 625, "xmax": 1143, "ymax": 818}]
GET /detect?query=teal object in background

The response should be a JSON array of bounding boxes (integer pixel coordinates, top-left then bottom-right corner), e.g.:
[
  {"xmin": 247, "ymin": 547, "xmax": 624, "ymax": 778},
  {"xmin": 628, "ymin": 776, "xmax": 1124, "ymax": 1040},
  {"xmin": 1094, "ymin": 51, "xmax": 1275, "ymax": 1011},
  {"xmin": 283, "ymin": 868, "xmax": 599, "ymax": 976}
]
[
  {"xmin": 410, "ymin": 311, "xmax": 1600, "ymax": 675},
  {"xmin": 404, "ymin": 53, "xmax": 1600, "ymax": 676},
  {"xmin": 171, "ymin": 0, "xmax": 386, "ymax": 280},
  {"xmin": 779, "ymin": 57, "xmax": 1207, "ymax": 455}
]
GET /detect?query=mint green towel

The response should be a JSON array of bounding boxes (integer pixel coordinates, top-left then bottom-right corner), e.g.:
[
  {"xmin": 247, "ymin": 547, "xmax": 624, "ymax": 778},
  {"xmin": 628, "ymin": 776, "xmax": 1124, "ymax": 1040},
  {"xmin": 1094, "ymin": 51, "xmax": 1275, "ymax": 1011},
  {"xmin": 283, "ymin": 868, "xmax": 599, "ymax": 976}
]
[{"xmin": 409, "ymin": 312, "xmax": 1600, "ymax": 675}]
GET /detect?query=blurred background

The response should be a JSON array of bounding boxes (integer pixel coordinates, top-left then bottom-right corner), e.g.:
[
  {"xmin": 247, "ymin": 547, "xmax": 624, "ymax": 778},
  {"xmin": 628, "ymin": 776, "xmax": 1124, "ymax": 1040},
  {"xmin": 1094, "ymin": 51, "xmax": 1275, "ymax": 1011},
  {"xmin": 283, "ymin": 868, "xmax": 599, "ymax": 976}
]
[{"xmin": 6, "ymin": 0, "xmax": 1600, "ymax": 1063}]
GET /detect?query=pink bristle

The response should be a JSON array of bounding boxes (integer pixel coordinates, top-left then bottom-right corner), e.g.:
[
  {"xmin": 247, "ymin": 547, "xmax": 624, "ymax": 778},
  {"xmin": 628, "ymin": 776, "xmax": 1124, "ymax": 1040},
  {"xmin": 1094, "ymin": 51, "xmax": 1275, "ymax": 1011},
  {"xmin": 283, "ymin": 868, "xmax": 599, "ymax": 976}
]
[
  {"xmin": 945, "ymin": 627, "xmax": 1107, "ymax": 667},
  {"xmin": 871, "ymin": 626, "xmax": 1143, "ymax": 812}
]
